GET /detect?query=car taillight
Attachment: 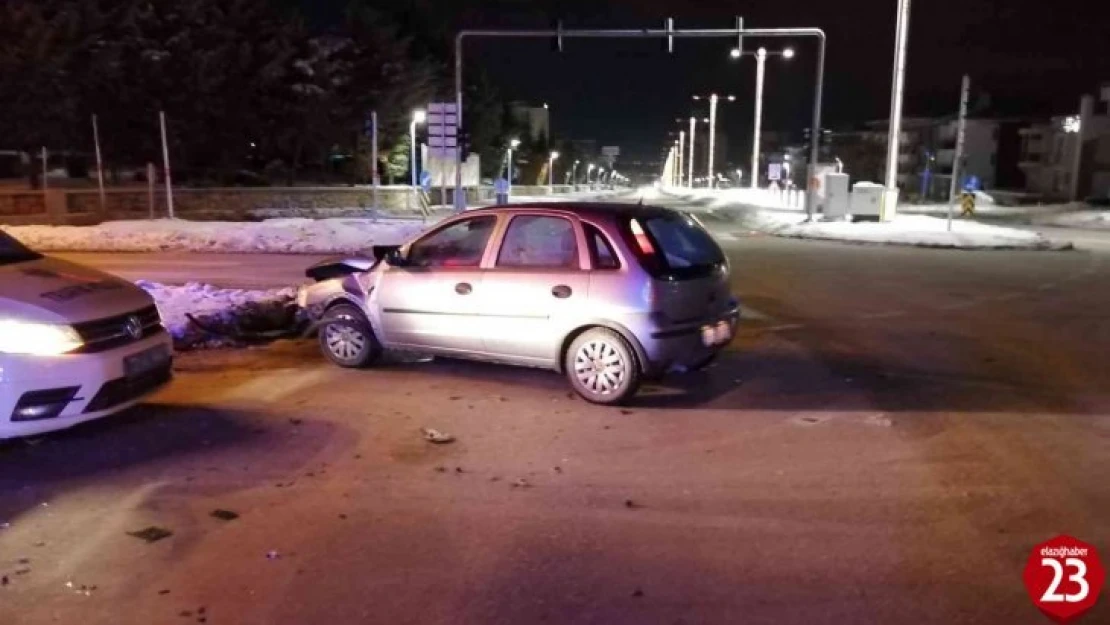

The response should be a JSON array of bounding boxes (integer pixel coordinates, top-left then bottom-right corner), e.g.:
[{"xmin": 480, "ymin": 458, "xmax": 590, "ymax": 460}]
[{"xmin": 629, "ymin": 218, "xmax": 656, "ymax": 256}]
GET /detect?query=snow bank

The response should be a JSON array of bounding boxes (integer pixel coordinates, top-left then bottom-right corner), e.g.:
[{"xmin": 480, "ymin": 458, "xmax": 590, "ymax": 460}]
[
  {"xmin": 661, "ymin": 189, "xmax": 1071, "ymax": 250},
  {"xmin": 746, "ymin": 211, "xmax": 1070, "ymax": 250},
  {"xmin": 2, "ymin": 218, "xmax": 427, "ymax": 254},
  {"xmin": 137, "ymin": 281, "xmax": 299, "ymax": 349},
  {"xmin": 1036, "ymin": 210, "xmax": 1110, "ymax": 231}
]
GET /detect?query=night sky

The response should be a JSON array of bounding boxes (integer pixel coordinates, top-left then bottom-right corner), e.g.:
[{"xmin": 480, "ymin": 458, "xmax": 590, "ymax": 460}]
[{"xmin": 305, "ymin": 0, "xmax": 1109, "ymax": 162}]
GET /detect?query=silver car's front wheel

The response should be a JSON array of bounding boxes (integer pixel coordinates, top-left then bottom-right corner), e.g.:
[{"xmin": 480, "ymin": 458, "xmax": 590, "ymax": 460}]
[
  {"xmin": 565, "ymin": 328, "xmax": 640, "ymax": 405},
  {"xmin": 318, "ymin": 304, "xmax": 382, "ymax": 368}
]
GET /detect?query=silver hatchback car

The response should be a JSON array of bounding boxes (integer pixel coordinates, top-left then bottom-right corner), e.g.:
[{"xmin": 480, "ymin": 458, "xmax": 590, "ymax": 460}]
[{"xmin": 298, "ymin": 203, "xmax": 739, "ymax": 404}]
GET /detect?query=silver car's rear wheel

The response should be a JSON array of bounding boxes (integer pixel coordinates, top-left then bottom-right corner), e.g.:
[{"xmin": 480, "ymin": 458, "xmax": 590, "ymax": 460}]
[
  {"xmin": 318, "ymin": 304, "xmax": 381, "ymax": 368},
  {"xmin": 565, "ymin": 328, "xmax": 640, "ymax": 405}
]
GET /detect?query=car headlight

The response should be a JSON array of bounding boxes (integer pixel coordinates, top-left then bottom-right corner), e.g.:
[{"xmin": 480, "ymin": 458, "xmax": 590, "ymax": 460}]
[{"xmin": 0, "ymin": 319, "xmax": 83, "ymax": 355}]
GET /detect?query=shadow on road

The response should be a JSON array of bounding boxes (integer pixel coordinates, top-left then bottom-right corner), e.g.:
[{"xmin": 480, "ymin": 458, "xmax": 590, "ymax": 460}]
[{"xmin": 0, "ymin": 401, "xmax": 347, "ymax": 529}]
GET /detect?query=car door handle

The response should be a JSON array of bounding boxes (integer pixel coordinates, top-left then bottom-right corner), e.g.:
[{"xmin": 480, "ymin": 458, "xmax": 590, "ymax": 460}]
[
  {"xmin": 551, "ymin": 285, "xmax": 572, "ymax": 299},
  {"xmin": 455, "ymin": 282, "xmax": 473, "ymax": 295}
]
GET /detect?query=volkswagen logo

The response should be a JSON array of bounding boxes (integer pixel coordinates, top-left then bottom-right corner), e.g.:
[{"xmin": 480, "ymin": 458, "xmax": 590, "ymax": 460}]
[{"xmin": 123, "ymin": 315, "xmax": 143, "ymax": 340}]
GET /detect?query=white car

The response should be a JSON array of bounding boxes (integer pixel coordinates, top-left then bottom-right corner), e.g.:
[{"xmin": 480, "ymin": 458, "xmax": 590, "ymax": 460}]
[{"xmin": 0, "ymin": 230, "xmax": 173, "ymax": 438}]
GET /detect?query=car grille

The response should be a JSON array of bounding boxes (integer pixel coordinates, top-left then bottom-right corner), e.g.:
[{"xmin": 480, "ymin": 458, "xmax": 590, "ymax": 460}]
[
  {"xmin": 72, "ymin": 305, "xmax": 163, "ymax": 353},
  {"xmin": 83, "ymin": 363, "xmax": 173, "ymax": 413}
]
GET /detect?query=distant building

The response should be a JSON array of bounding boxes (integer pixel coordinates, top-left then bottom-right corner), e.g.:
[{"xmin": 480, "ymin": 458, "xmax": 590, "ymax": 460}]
[
  {"xmin": 509, "ymin": 102, "xmax": 550, "ymax": 143},
  {"xmin": 816, "ymin": 117, "xmax": 1020, "ymax": 200},
  {"xmin": 1019, "ymin": 84, "xmax": 1110, "ymax": 200}
]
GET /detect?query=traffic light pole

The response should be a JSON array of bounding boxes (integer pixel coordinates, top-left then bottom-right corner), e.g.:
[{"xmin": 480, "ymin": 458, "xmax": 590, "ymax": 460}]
[{"xmin": 453, "ymin": 22, "xmax": 827, "ymax": 214}]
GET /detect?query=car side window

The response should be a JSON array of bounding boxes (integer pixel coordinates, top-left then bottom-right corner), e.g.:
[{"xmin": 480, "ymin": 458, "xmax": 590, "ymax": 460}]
[
  {"xmin": 584, "ymin": 224, "xmax": 620, "ymax": 270},
  {"xmin": 496, "ymin": 215, "xmax": 579, "ymax": 269},
  {"xmin": 407, "ymin": 216, "xmax": 496, "ymax": 268}
]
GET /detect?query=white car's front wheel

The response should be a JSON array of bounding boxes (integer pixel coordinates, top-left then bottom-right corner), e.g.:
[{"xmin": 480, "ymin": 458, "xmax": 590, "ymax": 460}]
[
  {"xmin": 565, "ymin": 328, "xmax": 641, "ymax": 405},
  {"xmin": 319, "ymin": 304, "xmax": 382, "ymax": 368}
]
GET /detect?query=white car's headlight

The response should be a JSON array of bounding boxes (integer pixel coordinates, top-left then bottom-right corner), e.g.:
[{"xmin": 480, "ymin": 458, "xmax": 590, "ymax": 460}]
[{"xmin": 0, "ymin": 319, "xmax": 83, "ymax": 356}]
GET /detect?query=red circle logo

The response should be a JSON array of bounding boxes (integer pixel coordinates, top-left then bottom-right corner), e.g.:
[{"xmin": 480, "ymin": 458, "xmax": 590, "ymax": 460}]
[{"xmin": 1023, "ymin": 535, "xmax": 1104, "ymax": 623}]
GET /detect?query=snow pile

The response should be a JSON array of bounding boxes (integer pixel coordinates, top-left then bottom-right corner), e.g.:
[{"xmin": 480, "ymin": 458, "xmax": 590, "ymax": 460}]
[
  {"xmin": 2, "ymin": 218, "xmax": 427, "ymax": 254},
  {"xmin": 1036, "ymin": 210, "xmax": 1110, "ymax": 230},
  {"xmin": 746, "ymin": 211, "xmax": 1071, "ymax": 250},
  {"xmin": 659, "ymin": 188, "xmax": 1071, "ymax": 250},
  {"xmin": 137, "ymin": 281, "xmax": 299, "ymax": 349}
]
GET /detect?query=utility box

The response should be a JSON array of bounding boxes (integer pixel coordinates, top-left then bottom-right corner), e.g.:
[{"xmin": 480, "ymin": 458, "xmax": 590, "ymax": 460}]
[
  {"xmin": 823, "ymin": 172, "xmax": 851, "ymax": 218},
  {"xmin": 850, "ymin": 181, "xmax": 884, "ymax": 218}
]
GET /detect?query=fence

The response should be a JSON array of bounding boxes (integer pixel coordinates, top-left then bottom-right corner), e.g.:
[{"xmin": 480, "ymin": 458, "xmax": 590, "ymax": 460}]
[{"xmin": 0, "ymin": 184, "xmax": 581, "ymax": 225}]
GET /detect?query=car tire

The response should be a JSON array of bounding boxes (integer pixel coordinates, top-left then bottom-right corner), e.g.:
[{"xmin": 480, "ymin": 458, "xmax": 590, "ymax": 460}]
[
  {"xmin": 318, "ymin": 304, "xmax": 382, "ymax": 368},
  {"xmin": 565, "ymin": 328, "xmax": 641, "ymax": 405}
]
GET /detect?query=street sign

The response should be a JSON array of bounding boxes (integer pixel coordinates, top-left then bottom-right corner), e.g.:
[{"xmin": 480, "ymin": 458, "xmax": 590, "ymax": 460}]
[
  {"xmin": 768, "ymin": 162, "xmax": 782, "ymax": 181},
  {"xmin": 427, "ymin": 102, "xmax": 459, "ymax": 157}
]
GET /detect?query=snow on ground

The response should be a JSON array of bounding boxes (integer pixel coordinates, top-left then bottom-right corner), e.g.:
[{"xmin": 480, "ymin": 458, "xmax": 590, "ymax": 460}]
[
  {"xmin": 1, "ymin": 191, "xmax": 621, "ymax": 254},
  {"xmin": 748, "ymin": 211, "xmax": 1070, "ymax": 250},
  {"xmin": 1035, "ymin": 210, "xmax": 1110, "ymax": 230},
  {"xmin": 137, "ymin": 281, "xmax": 298, "ymax": 349},
  {"xmin": 2, "ymin": 217, "xmax": 427, "ymax": 254},
  {"xmin": 665, "ymin": 189, "xmax": 1071, "ymax": 250}
]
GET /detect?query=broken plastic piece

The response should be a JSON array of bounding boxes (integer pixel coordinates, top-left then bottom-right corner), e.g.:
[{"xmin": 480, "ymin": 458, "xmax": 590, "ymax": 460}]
[{"xmin": 421, "ymin": 428, "xmax": 455, "ymax": 444}]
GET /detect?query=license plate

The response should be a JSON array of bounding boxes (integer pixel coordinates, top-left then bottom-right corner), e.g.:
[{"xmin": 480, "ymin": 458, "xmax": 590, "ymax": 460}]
[
  {"xmin": 700, "ymin": 321, "xmax": 732, "ymax": 346},
  {"xmin": 124, "ymin": 345, "xmax": 171, "ymax": 378}
]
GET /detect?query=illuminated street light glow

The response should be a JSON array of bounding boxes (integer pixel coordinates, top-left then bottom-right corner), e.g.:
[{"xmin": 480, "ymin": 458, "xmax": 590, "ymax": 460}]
[
  {"xmin": 729, "ymin": 48, "xmax": 741, "ymax": 59},
  {"xmin": 413, "ymin": 110, "xmax": 426, "ymax": 123},
  {"xmin": 783, "ymin": 47, "xmax": 795, "ymax": 59}
]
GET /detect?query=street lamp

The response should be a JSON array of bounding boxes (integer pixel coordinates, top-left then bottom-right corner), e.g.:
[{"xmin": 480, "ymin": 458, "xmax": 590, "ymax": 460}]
[
  {"xmin": 731, "ymin": 47, "xmax": 794, "ymax": 189},
  {"xmin": 548, "ymin": 151, "xmax": 560, "ymax": 188},
  {"xmin": 587, "ymin": 163, "xmax": 596, "ymax": 184},
  {"xmin": 692, "ymin": 94, "xmax": 737, "ymax": 188},
  {"xmin": 571, "ymin": 160, "xmax": 580, "ymax": 186},
  {"xmin": 688, "ymin": 116, "xmax": 698, "ymax": 189},
  {"xmin": 507, "ymin": 138, "xmax": 520, "ymax": 196},
  {"xmin": 884, "ymin": 0, "xmax": 913, "ymax": 218},
  {"xmin": 676, "ymin": 130, "xmax": 686, "ymax": 187},
  {"xmin": 410, "ymin": 110, "xmax": 426, "ymax": 189}
]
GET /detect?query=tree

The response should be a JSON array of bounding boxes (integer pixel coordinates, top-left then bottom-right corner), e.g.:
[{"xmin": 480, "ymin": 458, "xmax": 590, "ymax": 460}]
[
  {"xmin": 384, "ymin": 133, "xmax": 411, "ymax": 185},
  {"xmin": 0, "ymin": 0, "xmax": 80, "ymax": 186}
]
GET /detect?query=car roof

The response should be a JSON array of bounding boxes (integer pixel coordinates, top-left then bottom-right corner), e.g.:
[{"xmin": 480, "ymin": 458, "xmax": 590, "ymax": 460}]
[{"xmin": 463, "ymin": 202, "xmax": 678, "ymax": 222}]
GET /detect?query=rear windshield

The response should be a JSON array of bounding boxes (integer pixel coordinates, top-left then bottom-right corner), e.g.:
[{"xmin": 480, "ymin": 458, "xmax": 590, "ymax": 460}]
[
  {"xmin": 0, "ymin": 231, "xmax": 41, "ymax": 265},
  {"xmin": 621, "ymin": 213, "xmax": 725, "ymax": 279}
]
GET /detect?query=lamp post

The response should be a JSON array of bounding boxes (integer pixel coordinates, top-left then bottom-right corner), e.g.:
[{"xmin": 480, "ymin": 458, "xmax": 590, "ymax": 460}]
[
  {"xmin": 693, "ymin": 94, "xmax": 737, "ymax": 188},
  {"xmin": 587, "ymin": 163, "xmax": 596, "ymax": 184},
  {"xmin": 688, "ymin": 116, "xmax": 697, "ymax": 188},
  {"xmin": 677, "ymin": 130, "xmax": 686, "ymax": 187},
  {"xmin": 730, "ymin": 47, "xmax": 794, "ymax": 189},
  {"xmin": 571, "ymin": 160, "xmax": 580, "ymax": 187},
  {"xmin": 410, "ymin": 109, "xmax": 426, "ymax": 189},
  {"xmin": 507, "ymin": 137, "xmax": 520, "ymax": 196},
  {"xmin": 884, "ymin": 0, "xmax": 913, "ymax": 219},
  {"xmin": 548, "ymin": 151, "xmax": 559, "ymax": 189}
]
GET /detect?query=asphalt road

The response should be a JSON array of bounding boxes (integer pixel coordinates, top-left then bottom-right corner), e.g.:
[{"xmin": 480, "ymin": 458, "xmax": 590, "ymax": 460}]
[{"xmin": 3, "ymin": 199, "xmax": 1109, "ymax": 624}]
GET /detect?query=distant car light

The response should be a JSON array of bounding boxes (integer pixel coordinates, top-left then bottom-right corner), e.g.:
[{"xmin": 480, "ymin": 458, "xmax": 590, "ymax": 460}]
[{"xmin": 0, "ymin": 319, "xmax": 83, "ymax": 355}]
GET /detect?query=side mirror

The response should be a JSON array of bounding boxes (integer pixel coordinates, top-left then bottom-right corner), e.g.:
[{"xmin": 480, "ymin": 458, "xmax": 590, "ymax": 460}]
[{"xmin": 372, "ymin": 245, "xmax": 405, "ymax": 266}]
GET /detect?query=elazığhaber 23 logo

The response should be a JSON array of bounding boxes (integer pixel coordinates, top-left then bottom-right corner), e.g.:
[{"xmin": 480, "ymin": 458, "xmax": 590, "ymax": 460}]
[{"xmin": 1023, "ymin": 535, "xmax": 1105, "ymax": 623}]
